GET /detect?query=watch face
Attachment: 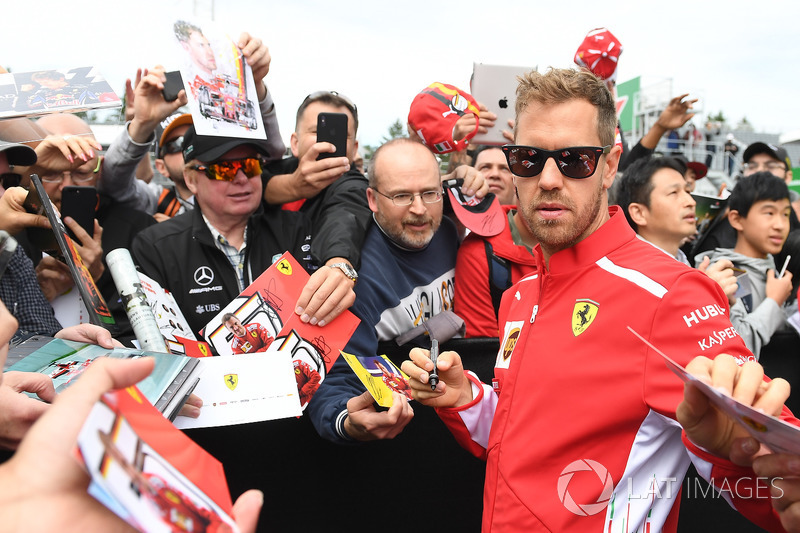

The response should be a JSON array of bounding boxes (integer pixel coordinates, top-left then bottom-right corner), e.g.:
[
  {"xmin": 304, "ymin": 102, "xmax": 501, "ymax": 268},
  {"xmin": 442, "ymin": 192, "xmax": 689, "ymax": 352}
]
[{"xmin": 332, "ymin": 263, "xmax": 357, "ymax": 280}]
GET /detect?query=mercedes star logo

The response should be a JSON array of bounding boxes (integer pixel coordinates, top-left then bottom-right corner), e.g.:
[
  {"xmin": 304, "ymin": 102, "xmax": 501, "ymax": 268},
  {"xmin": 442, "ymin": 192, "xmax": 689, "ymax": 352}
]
[{"xmin": 194, "ymin": 266, "xmax": 214, "ymax": 286}]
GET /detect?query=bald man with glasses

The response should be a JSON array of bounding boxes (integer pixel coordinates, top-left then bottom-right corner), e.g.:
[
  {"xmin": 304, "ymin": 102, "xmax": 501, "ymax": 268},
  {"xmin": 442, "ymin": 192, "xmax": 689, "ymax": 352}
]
[{"xmin": 307, "ymin": 137, "xmax": 458, "ymax": 444}]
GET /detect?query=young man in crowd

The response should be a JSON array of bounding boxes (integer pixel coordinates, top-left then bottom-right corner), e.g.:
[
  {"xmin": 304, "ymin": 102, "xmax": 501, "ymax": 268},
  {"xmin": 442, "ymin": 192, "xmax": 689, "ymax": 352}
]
[{"xmin": 697, "ymin": 172, "xmax": 794, "ymax": 356}]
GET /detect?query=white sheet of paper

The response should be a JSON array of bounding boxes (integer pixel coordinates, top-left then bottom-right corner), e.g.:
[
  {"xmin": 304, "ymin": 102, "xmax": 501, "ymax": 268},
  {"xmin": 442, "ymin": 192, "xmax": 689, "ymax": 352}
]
[
  {"xmin": 174, "ymin": 352, "xmax": 301, "ymax": 429},
  {"xmin": 629, "ymin": 326, "xmax": 800, "ymax": 455}
]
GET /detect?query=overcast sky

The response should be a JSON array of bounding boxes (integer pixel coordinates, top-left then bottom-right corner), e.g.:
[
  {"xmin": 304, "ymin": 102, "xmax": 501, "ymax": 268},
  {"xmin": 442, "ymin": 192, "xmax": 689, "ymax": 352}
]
[{"xmin": 2, "ymin": 0, "xmax": 798, "ymax": 147}]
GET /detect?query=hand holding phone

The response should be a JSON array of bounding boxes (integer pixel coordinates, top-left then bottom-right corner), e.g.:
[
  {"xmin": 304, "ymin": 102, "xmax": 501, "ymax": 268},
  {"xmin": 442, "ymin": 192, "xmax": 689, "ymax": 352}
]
[{"xmin": 161, "ymin": 71, "xmax": 184, "ymax": 102}]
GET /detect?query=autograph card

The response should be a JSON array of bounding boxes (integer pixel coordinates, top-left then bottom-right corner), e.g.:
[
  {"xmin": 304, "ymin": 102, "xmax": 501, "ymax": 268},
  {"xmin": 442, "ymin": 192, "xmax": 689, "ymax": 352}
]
[
  {"xmin": 77, "ymin": 387, "xmax": 237, "ymax": 533},
  {"xmin": 170, "ymin": 18, "xmax": 265, "ymax": 140},
  {"xmin": 341, "ymin": 352, "xmax": 413, "ymax": 408},
  {"xmin": 628, "ymin": 327, "xmax": 800, "ymax": 455},
  {"xmin": 174, "ymin": 351, "xmax": 302, "ymax": 429}
]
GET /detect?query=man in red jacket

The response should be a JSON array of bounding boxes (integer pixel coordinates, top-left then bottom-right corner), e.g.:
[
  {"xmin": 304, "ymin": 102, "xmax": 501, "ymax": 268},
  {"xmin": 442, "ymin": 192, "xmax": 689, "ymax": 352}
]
[{"xmin": 403, "ymin": 67, "xmax": 796, "ymax": 532}]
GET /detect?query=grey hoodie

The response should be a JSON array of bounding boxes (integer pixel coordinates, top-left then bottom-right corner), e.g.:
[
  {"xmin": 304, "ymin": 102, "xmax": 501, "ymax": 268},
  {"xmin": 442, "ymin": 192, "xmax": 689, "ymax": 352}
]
[{"xmin": 694, "ymin": 248, "xmax": 788, "ymax": 357}]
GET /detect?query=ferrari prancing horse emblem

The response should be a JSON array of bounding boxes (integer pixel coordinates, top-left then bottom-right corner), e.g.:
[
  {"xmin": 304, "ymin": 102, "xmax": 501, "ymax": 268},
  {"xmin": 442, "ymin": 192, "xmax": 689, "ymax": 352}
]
[{"xmin": 572, "ymin": 299, "xmax": 599, "ymax": 337}]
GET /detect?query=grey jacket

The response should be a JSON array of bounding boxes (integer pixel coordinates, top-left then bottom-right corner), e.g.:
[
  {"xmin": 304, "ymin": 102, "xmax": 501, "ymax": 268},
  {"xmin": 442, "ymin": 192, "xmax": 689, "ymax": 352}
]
[{"xmin": 695, "ymin": 248, "xmax": 789, "ymax": 357}]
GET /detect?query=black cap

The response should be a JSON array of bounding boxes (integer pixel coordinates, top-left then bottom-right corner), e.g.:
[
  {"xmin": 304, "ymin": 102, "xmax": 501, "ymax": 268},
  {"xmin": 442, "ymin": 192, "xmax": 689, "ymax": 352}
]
[
  {"xmin": 182, "ymin": 124, "xmax": 269, "ymax": 163},
  {"xmin": 743, "ymin": 142, "xmax": 791, "ymax": 168},
  {"xmin": 0, "ymin": 141, "xmax": 36, "ymax": 166}
]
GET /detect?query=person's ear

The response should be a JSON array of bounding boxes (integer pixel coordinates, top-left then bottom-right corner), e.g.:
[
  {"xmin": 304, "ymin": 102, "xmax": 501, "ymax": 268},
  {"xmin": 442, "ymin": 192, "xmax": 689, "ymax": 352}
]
[
  {"xmin": 290, "ymin": 131, "xmax": 300, "ymax": 158},
  {"xmin": 628, "ymin": 203, "xmax": 649, "ymax": 227},
  {"xmin": 366, "ymin": 186, "xmax": 379, "ymax": 214},
  {"xmin": 184, "ymin": 167, "xmax": 199, "ymax": 195},
  {"xmin": 728, "ymin": 209, "xmax": 745, "ymax": 231}
]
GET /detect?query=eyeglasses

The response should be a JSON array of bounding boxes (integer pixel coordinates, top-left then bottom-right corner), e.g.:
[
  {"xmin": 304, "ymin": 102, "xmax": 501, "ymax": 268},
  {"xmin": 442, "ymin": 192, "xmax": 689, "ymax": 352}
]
[
  {"xmin": 743, "ymin": 161, "xmax": 787, "ymax": 173},
  {"xmin": 372, "ymin": 188, "xmax": 442, "ymax": 206},
  {"xmin": 502, "ymin": 145, "xmax": 612, "ymax": 179},
  {"xmin": 41, "ymin": 170, "xmax": 97, "ymax": 184},
  {"xmin": 41, "ymin": 157, "xmax": 101, "ymax": 184},
  {"xmin": 160, "ymin": 135, "xmax": 184, "ymax": 157},
  {"xmin": 0, "ymin": 173, "xmax": 21, "ymax": 189},
  {"xmin": 190, "ymin": 157, "xmax": 263, "ymax": 181}
]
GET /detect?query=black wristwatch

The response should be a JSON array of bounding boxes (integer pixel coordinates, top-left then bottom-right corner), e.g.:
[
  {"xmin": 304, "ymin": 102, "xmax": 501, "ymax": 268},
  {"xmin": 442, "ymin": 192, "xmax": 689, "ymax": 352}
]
[{"xmin": 329, "ymin": 262, "xmax": 358, "ymax": 284}]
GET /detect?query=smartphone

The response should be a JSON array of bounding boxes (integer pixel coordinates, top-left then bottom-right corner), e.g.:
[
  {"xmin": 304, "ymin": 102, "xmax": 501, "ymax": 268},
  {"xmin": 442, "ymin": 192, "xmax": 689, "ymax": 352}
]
[
  {"xmin": 61, "ymin": 186, "xmax": 97, "ymax": 243},
  {"xmin": 162, "ymin": 71, "xmax": 184, "ymax": 102},
  {"xmin": 316, "ymin": 112, "xmax": 348, "ymax": 160}
]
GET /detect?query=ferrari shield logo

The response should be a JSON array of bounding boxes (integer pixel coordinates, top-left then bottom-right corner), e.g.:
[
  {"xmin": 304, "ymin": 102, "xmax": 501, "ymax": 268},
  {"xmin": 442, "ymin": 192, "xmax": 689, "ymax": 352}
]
[
  {"xmin": 224, "ymin": 374, "xmax": 238, "ymax": 391},
  {"xmin": 277, "ymin": 259, "xmax": 292, "ymax": 275},
  {"xmin": 572, "ymin": 299, "xmax": 599, "ymax": 336}
]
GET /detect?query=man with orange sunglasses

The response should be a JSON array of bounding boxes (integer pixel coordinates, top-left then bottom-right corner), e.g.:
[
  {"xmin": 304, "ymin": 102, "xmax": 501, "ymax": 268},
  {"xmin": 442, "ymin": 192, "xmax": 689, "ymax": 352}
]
[{"xmin": 132, "ymin": 125, "xmax": 355, "ymax": 337}]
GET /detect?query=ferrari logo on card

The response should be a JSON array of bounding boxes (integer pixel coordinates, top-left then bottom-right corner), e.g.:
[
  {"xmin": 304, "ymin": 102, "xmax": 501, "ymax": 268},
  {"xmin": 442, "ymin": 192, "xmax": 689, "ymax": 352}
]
[
  {"xmin": 224, "ymin": 374, "xmax": 238, "ymax": 391},
  {"xmin": 277, "ymin": 259, "xmax": 292, "ymax": 275},
  {"xmin": 572, "ymin": 299, "xmax": 599, "ymax": 336}
]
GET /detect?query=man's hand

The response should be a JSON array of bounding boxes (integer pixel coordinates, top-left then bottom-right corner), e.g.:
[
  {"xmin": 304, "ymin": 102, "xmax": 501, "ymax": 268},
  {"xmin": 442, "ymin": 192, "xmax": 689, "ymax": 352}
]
[
  {"xmin": 748, "ymin": 451, "xmax": 800, "ymax": 532},
  {"xmin": 128, "ymin": 66, "xmax": 187, "ymax": 144},
  {"xmin": 0, "ymin": 372, "xmax": 55, "ymax": 450},
  {"xmin": 442, "ymin": 164, "xmax": 489, "ymax": 199},
  {"xmin": 65, "ymin": 218, "xmax": 105, "ymax": 281},
  {"xmin": 55, "ymin": 323, "xmax": 122, "ymax": 349},
  {"xmin": 238, "ymin": 33, "xmax": 270, "ymax": 101},
  {"xmin": 295, "ymin": 260, "xmax": 355, "ymax": 327},
  {"xmin": 178, "ymin": 393, "xmax": 203, "ymax": 419},
  {"xmin": 401, "ymin": 347, "xmax": 473, "ymax": 408},
  {"xmin": 124, "ymin": 68, "xmax": 145, "ymax": 123},
  {"xmin": 767, "ymin": 268, "xmax": 794, "ymax": 307},
  {"xmin": 0, "ymin": 186, "xmax": 51, "ymax": 234},
  {"xmin": 677, "ymin": 354, "xmax": 790, "ymax": 460},
  {"xmin": 342, "ymin": 391, "xmax": 413, "ymax": 441},
  {"xmin": 697, "ymin": 256, "xmax": 738, "ymax": 305},
  {"xmin": 655, "ymin": 94, "xmax": 697, "ymax": 131},
  {"xmin": 36, "ymin": 255, "xmax": 73, "ymax": 301},
  {"xmin": 453, "ymin": 103, "xmax": 496, "ymax": 142},
  {"xmin": 502, "ymin": 118, "xmax": 515, "ymax": 143},
  {"xmin": 0, "ymin": 357, "xmax": 263, "ymax": 533},
  {"xmin": 264, "ymin": 142, "xmax": 350, "ymax": 204},
  {"xmin": 29, "ymin": 134, "xmax": 102, "ymax": 175}
]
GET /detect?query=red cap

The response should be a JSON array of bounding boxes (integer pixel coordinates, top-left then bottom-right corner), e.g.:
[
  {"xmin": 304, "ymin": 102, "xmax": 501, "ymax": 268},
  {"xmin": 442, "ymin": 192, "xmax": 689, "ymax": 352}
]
[
  {"xmin": 408, "ymin": 82, "xmax": 480, "ymax": 154},
  {"xmin": 574, "ymin": 28, "xmax": 623, "ymax": 81},
  {"xmin": 446, "ymin": 185, "xmax": 505, "ymax": 237}
]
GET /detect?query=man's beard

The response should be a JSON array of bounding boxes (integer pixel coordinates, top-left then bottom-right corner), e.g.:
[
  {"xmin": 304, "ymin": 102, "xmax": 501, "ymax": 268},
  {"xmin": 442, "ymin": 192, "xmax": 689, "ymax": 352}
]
[{"xmin": 518, "ymin": 182, "xmax": 604, "ymax": 255}]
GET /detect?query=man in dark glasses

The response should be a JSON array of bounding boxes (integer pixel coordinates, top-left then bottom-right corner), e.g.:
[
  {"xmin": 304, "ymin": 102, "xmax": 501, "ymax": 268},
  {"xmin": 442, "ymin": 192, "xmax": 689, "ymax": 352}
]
[
  {"xmin": 402, "ymin": 68, "xmax": 792, "ymax": 532},
  {"xmin": 132, "ymin": 125, "xmax": 355, "ymax": 337},
  {"xmin": 99, "ymin": 33, "xmax": 285, "ymax": 222}
]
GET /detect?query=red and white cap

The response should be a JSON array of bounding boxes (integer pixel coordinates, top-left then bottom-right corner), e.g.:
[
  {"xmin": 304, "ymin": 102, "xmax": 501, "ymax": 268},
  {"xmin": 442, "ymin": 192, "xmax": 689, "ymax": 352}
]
[
  {"xmin": 574, "ymin": 28, "xmax": 623, "ymax": 81},
  {"xmin": 408, "ymin": 82, "xmax": 480, "ymax": 155}
]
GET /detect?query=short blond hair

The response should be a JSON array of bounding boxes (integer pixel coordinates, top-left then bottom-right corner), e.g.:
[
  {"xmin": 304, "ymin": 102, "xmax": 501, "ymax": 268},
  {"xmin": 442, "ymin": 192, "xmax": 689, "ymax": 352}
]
[{"xmin": 515, "ymin": 68, "xmax": 617, "ymax": 147}]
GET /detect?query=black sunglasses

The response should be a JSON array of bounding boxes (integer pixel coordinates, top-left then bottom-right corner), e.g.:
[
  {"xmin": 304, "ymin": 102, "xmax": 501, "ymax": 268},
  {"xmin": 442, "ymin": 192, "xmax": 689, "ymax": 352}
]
[
  {"xmin": 0, "ymin": 173, "xmax": 22, "ymax": 189},
  {"xmin": 159, "ymin": 136, "xmax": 184, "ymax": 158},
  {"xmin": 502, "ymin": 145, "xmax": 611, "ymax": 179}
]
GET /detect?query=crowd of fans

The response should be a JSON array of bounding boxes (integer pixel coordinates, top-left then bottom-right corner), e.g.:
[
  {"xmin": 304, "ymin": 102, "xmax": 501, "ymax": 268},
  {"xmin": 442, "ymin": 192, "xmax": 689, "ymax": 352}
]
[{"xmin": 1, "ymin": 24, "xmax": 800, "ymax": 533}]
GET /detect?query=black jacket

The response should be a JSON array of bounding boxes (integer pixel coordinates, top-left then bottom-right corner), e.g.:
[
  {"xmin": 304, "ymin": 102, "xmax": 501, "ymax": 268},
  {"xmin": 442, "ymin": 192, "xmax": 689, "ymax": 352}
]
[
  {"xmin": 132, "ymin": 202, "xmax": 313, "ymax": 336},
  {"xmin": 264, "ymin": 157, "xmax": 371, "ymax": 269}
]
